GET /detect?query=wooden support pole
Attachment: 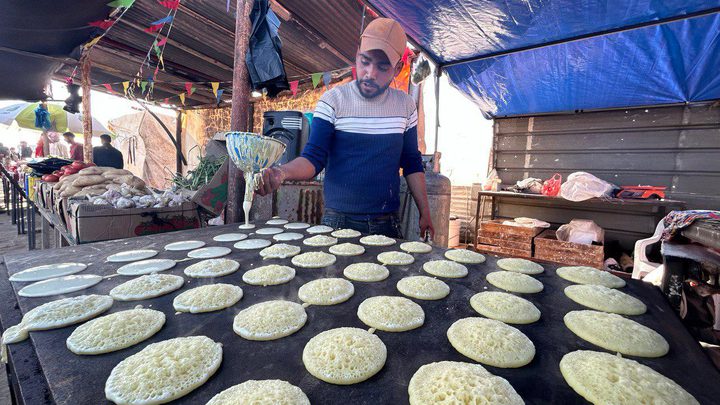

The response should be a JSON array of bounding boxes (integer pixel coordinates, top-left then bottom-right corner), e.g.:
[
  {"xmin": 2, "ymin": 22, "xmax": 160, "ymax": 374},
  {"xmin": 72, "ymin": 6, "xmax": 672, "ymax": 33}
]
[
  {"xmin": 227, "ymin": 0, "xmax": 254, "ymax": 224},
  {"xmin": 80, "ymin": 52, "xmax": 94, "ymax": 163},
  {"xmin": 176, "ymin": 110, "xmax": 183, "ymax": 175}
]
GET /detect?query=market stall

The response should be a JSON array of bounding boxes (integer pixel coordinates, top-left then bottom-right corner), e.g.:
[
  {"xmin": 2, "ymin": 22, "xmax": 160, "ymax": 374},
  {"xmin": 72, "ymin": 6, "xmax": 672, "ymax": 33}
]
[{"xmin": 1, "ymin": 224, "xmax": 719, "ymax": 404}]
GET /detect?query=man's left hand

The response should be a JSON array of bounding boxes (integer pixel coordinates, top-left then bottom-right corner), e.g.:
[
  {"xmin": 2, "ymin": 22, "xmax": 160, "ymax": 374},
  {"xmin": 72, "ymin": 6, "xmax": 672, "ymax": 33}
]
[{"xmin": 419, "ymin": 213, "xmax": 435, "ymax": 241}]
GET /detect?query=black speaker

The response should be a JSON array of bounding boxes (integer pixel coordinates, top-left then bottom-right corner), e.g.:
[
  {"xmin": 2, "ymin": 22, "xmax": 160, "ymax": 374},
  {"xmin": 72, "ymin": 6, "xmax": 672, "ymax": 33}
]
[{"xmin": 262, "ymin": 110, "xmax": 309, "ymax": 164}]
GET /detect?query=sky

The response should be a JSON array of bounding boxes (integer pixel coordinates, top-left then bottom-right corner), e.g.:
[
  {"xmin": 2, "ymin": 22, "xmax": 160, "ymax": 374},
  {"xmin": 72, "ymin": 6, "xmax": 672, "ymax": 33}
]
[{"xmin": 1, "ymin": 76, "xmax": 493, "ymax": 185}]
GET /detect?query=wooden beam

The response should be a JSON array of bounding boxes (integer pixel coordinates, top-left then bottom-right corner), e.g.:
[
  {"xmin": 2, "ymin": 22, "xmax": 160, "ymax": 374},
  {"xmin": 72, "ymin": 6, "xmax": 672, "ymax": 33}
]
[
  {"xmin": 175, "ymin": 110, "xmax": 183, "ymax": 174},
  {"xmin": 227, "ymin": 0, "xmax": 254, "ymax": 224},
  {"xmin": 80, "ymin": 52, "xmax": 94, "ymax": 163}
]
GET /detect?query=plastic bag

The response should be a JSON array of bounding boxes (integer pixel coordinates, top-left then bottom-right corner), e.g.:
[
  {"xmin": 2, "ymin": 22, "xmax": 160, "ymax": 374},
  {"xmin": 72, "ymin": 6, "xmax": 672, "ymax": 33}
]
[
  {"xmin": 246, "ymin": 0, "xmax": 289, "ymax": 97},
  {"xmin": 560, "ymin": 172, "xmax": 614, "ymax": 201},
  {"xmin": 557, "ymin": 219, "xmax": 604, "ymax": 244},
  {"xmin": 542, "ymin": 173, "xmax": 562, "ymax": 196},
  {"xmin": 482, "ymin": 169, "xmax": 501, "ymax": 191}
]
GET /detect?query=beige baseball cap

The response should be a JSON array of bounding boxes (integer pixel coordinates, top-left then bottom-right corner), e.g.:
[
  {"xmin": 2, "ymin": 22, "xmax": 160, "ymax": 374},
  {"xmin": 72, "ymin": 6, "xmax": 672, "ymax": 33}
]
[{"xmin": 360, "ymin": 18, "xmax": 406, "ymax": 67}]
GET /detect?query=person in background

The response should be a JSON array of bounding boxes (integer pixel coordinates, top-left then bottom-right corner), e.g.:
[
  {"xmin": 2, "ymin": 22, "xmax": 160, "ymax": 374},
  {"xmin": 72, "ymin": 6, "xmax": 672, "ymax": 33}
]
[
  {"xmin": 8, "ymin": 147, "xmax": 19, "ymax": 161},
  {"xmin": 93, "ymin": 134, "xmax": 124, "ymax": 169},
  {"xmin": 0, "ymin": 143, "xmax": 8, "ymax": 158},
  {"xmin": 19, "ymin": 141, "xmax": 32, "ymax": 159},
  {"xmin": 62, "ymin": 132, "xmax": 83, "ymax": 162}
]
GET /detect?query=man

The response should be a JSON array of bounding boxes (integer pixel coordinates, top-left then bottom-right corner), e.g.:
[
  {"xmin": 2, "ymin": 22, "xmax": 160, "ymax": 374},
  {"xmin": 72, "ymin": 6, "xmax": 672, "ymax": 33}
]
[
  {"xmin": 62, "ymin": 132, "xmax": 83, "ymax": 161},
  {"xmin": 258, "ymin": 18, "xmax": 434, "ymax": 239},
  {"xmin": 93, "ymin": 134, "xmax": 124, "ymax": 169},
  {"xmin": 18, "ymin": 141, "xmax": 32, "ymax": 159},
  {"xmin": 0, "ymin": 143, "xmax": 8, "ymax": 158}
]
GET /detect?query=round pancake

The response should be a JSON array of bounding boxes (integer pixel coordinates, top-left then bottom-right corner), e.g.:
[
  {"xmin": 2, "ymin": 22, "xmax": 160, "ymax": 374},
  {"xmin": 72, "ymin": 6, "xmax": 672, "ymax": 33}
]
[
  {"xmin": 173, "ymin": 284, "xmax": 243, "ymax": 313},
  {"xmin": 560, "ymin": 350, "xmax": 698, "ymax": 405},
  {"xmin": 104, "ymin": 336, "xmax": 222, "ymax": 404},
  {"xmin": 242, "ymin": 265, "xmax": 295, "ymax": 286},
  {"xmin": 298, "ymin": 278, "xmax": 354, "ymax": 305},
  {"xmin": 408, "ymin": 361, "xmax": 524, "ymax": 405},
  {"xmin": 107, "ymin": 249, "xmax": 158, "ymax": 263},
  {"xmin": 470, "ymin": 291, "xmax": 541, "ymax": 324},
  {"xmin": 556, "ymin": 266, "xmax": 626, "ymax": 288},
  {"xmin": 307, "ymin": 225, "xmax": 333, "ymax": 234},
  {"xmin": 564, "ymin": 284, "xmax": 646, "ymax": 315},
  {"xmin": 396, "ymin": 276, "xmax": 450, "ymax": 300},
  {"xmin": 357, "ymin": 296, "xmax": 425, "ymax": 332},
  {"xmin": 303, "ymin": 235, "xmax": 338, "ymax": 247},
  {"xmin": 564, "ymin": 310, "xmax": 669, "ymax": 357},
  {"xmin": 291, "ymin": 251, "xmax": 337, "ymax": 268},
  {"xmin": 444, "ymin": 249, "xmax": 486, "ymax": 264},
  {"xmin": 266, "ymin": 218, "xmax": 289, "ymax": 225},
  {"xmin": 377, "ymin": 251, "xmax": 414, "ymax": 266},
  {"xmin": 66, "ymin": 308, "xmax": 165, "ymax": 355},
  {"xmin": 303, "ymin": 327, "xmax": 386, "ymax": 385},
  {"xmin": 423, "ymin": 260, "xmax": 468, "ymax": 278},
  {"xmin": 117, "ymin": 259, "xmax": 176, "ymax": 276},
  {"xmin": 238, "ymin": 223, "xmax": 256, "ymax": 230},
  {"xmin": 285, "ymin": 222, "xmax": 310, "ymax": 229},
  {"xmin": 447, "ymin": 317, "xmax": 535, "ymax": 368},
  {"xmin": 19, "ymin": 275, "xmax": 102, "ymax": 298},
  {"xmin": 259, "ymin": 243, "xmax": 302, "ymax": 259},
  {"xmin": 212, "ymin": 233, "xmax": 248, "ymax": 242},
  {"xmin": 109, "ymin": 274, "xmax": 184, "ymax": 301},
  {"xmin": 233, "ymin": 300, "xmax": 307, "ymax": 341},
  {"xmin": 233, "ymin": 238, "xmax": 272, "ymax": 250},
  {"xmin": 399, "ymin": 241, "xmax": 433, "ymax": 254},
  {"xmin": 497, "ymin": 258, "xmax": 544, "ymax": 275},
  {"xmin": 206, "ymin": 380, "xmax": 310, "ymax": 405},
  {"xmin": 10, "ymin": 262, "xmax": 87, "ymax": 282},
  {"xmin": 255, "ymin": 227, "xmax": 284, "ymax": 235},
  {"xmin": 187, "ymin": 247, "xmax": 231, "ymax": 259},
  {"xmin": 184, "ymin": 258, "xmax": 240, "ymax": 278},
  {"xmin": 486, "ymin": 271, "xmax": 543, "ymax": 294},
  {"xmin": 164, "ymin": 240, "xmax": 205, "ymax": 251},
  {"xmin": 329, "ymin": 242, "xmax": 365, "ymax": 256},
  {"xmin": 273, "ymin": 232, "xmax": 304, "ymax": 241},
  {"xmin": 359, "ymin": 234, "xmax": 396, "ymax": 246},
  {"xmin": 331, "ymin": 228, "xmax": 361, "ymax": 238},
  {"xmin": 343, "ymin": 263, "xmax": 389, "ymax": 282}
]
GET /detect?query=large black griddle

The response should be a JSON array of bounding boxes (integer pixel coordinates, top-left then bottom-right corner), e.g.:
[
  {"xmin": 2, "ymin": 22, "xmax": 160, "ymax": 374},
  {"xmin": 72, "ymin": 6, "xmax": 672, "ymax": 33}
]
[{"xmin": 2, "ymin": 223, "xmax": 719, "ymax": 405}]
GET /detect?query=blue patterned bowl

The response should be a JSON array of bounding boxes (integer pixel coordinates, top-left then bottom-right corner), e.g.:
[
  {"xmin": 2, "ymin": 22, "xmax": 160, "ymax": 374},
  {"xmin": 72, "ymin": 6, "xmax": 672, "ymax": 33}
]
[{"xmin": 225, "ymin": 131, "xmax": 286, "ymax": 172}]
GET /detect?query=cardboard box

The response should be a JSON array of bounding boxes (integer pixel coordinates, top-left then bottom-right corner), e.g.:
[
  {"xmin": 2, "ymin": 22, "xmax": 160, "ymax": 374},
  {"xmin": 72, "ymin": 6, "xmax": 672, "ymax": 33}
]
[
  {"xmin": 534, "ymin": 229, "xmax": 604, "ymax": 269},
  {"xmin": 63, "ymin": 201, "xmax": 201, "ymax": 244},
  {"xmin": 191, "ymin": 159, "xmax": 228, "ymax": 216}
]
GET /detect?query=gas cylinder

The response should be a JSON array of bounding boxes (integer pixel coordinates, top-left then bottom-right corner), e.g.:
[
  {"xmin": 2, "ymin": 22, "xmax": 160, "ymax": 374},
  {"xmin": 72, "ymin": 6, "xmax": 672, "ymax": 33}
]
[{"xmin": 399, "ymin": 170, "xmax": 451, "ymax": 247}]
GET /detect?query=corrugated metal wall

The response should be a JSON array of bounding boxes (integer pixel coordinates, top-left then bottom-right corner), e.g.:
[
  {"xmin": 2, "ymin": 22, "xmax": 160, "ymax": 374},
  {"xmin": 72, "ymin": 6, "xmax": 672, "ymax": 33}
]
[{"xmin": 493, "ymin": 102, "xmax": 720, "ymax": 249}]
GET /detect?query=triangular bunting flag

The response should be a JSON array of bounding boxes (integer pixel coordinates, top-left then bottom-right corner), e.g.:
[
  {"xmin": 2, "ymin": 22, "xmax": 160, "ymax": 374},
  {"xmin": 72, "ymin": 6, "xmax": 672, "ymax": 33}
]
[
  {"xmin": 179, "ymin": 93, "xmax": 185, "ymax": 105},
  {"xmin": 157, "ymin": 37, "xmax": 167, "ymax": 46},
  {"xmin": 216, "ymin": 89, "xmax": 224, "ymax": 104},
  {"xmin": 107, "ymin": 0, "xmax": 135, "ymax": 8},
  {"xmin": 144, "ymin": 24, "xmax": 164, "ymax": 33},
  {"xmin": 352, "ymin": 67, "xmax": 357, "ymax": 80},
  {"xmin": 401, "ymin": 47, "xmax": 411, "ymax": 65},
  {"xmin": 151, "ymin": 15, "xmax": 173, "ymax": 25},
  {"xmin": 311, "ymin": 72, "xmax": 322, "ymax": 89},
  {"xmin": 153, "ymin": 65, "xmax": 160, "ymax": 79},
  {"xmin": 289, "ymin": 80, "xmax": 299, "ymax": 96},
  {"xmin": 184, "ymin": 82, "xmax": 192, "ymax": 95},
  {"xmin": 140, "ymin": 81, "xmax": 148, "ymax": 93},
  {"xmin": 152, "ymin": 40, "xmax": 162, "ymax": 56},
  {"xmin": 163, "ymin": 98, "xmax": 169, "ymax": 104},
  {"xmin": 323, "ymin": 72, "xmax": 331, "ymax": 87},
  {"xmin": 210, "ymin": 82, "xmax": 220, "ymax": 97},
  {"xmin": 84, "ymin": 36, "xmax": 103, "ymax": 49},
  {"xmin": 122, "ymin": 81, "xmax": 129, "ymax": 96},
  {"xmin": 102, "ymin": 83, "xmax": 114, "ymax": 93},
  {"xmin": 89, "ymin": 20, "xmax": 114, "ymax": 30},
  {"xmin": 158, "ymin": 0, "xmax": 180, "ymax": 9}
]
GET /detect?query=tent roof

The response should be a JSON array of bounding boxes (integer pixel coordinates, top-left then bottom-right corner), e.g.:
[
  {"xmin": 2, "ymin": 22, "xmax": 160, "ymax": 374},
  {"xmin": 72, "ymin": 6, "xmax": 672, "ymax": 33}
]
[
  {"xmin": 1, "ymin": 0, "xmax": 369, "ymax": 106},
  {"xmin": 370, "ymin": 0, "xmax": 720, "ymax": 117}
]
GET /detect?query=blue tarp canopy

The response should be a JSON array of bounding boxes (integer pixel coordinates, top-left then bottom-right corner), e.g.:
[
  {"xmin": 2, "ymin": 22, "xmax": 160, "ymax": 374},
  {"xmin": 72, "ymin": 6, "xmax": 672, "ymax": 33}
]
[{"xmin": 369, "ymin": 1, "xmax": 720, "ymax": 117}]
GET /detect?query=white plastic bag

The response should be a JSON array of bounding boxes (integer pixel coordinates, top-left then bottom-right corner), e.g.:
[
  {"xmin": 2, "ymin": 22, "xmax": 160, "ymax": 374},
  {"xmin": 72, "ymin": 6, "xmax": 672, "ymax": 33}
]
[
  {"xmin": 556, "ymin": 219, "xmax": 604, "ymax": 245},
  {"xmin": 560, "ymin": 172, "xmax": 614, "ymax": 201}
]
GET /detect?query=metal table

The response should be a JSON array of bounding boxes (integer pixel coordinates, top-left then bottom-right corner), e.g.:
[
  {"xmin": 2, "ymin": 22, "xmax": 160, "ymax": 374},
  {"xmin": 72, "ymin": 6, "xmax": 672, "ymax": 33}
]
[{"xmin": 2, "ymin": 223, "xmax": 719, "ymax": 405}]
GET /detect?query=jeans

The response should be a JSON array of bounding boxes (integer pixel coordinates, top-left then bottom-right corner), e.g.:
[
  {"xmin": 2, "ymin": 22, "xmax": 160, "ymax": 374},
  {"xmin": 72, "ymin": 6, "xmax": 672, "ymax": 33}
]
[{"xmin": 321, "ymin": 209, "xmax": 403, "ymax": 239}]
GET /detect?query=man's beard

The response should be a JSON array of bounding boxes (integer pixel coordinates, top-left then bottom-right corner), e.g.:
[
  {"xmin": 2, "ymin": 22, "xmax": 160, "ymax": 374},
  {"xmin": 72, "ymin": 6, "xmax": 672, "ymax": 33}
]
[{"xmin": 356, "ymin": 79, "xmax": 390, "ymax": 99}]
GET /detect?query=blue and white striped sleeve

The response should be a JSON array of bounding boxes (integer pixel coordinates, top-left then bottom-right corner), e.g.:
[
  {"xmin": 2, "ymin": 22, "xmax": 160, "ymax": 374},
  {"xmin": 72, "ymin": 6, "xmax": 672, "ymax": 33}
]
[
  {"xmin": 300, "ymin": 93, "xmax": 337, "ymax": 175},
  {"xmin": 400, "ymin": 105, "xmax": 423, "ymax": 176}
]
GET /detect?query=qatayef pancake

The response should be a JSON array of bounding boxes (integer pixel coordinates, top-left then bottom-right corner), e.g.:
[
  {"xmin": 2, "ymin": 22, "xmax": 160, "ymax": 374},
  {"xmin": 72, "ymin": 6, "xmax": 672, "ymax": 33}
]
[
  {"xmin": 496, "ymin": 258, "xmax": 544, "ymax": 275},
  {"xmin": 396, "ymin": 276, "xmax": 450, "ymax": 300},
  {"xmin": 329, "ymin": 242, "xmax": 365, "ymax": 256},
  {"xmin": 470, "ymin": 291, "xmax": 540, "ymax": 324},
  {"xmin": 343, "ymin": 263, "xmax": 389, "ymax": 282},
  {"xmin": 164, "ymin": 240, "xmax": 205, "ymax": 251},
  {"xmin": 298, "ymin": 278, "xmax": 354, "ymax": 305},
  {"xmin": 173, "ymin": 284, "xmax": 243, "ymax": 313},
  {"xmin": 423, "ymin": 260, "xmax": 468, "ymax": 278},
  {"xmin": 285, "ymin": 222, "xmax": 310, "ymax": 229},
  {"xmin": 187, "ymin": 247, "xmax": 232, "ymax": 259},
  {"xmin": 259, "ymin": 243, "xmax": 301, "ymax": 259},
  {"xmin": 266, "ymin": 218, "xmax": 289, "ymax": 225},
  {"xmin": 184, "ymin": 258, "xmax": 240, "ymax": 278},
  {"xmin": 206, "ymin": 380, "xmax": 310, "ymax": 405},
  {"xmin": 408, "ymin": 361, "xmax": 524, "ymax": 405},
  {"xmin": 486, "ymin": 271, "xmax": 543, "ymax": 294},
  {"xmin": 117, "ymin": 259, "xmax": 176, "ymax": 276},
  {"xmin": 357, "ymin": 296, "xmax": 425, "ymax": 332},
  {"xmin": 331, "ymin": 228, "xmax": 361, "ymax": 238},
  {"xmin": 444, "ymin": 249, "xmax": 486, "ymax": 264},
  {"xmin": 291, "ymin": 251, "xmax": 337, "ymax": 268},
  {"xmin": 359, "ymin": 234, "xmax": 396, "ymax": 246},
  {"xmin": 234, "ymin": 238, "xmax": 272, "ymax": 250},
  {"xmin": 10, "ymin": 262, "xmax": 87, "ymax": 282},
  {"xmin": 399, "ymin": 241, "xmax": 432, "ymax": 254},
  {"xmin": 303, "ymin": 235, "xmax": 337, "ymax": 247},
  {"xmin": 447, "ymin": 317, "xmax": 535, "ymax": 368},
  {"xmin": 564, "ymin": 284, "xmax": 646, "ymax": 315},
  {"xmin": 18, "ymin": 274, "xmax": 102, "ymax": 298},
  {"xmin": 213, "ymin": 233, "xmax": 248, "ymax": 242},
  {"xmin": 303, "ymin": 327, "xmax": 386, "ymax": 385},
  {"xmin": 556, "ymin": 266, "xmax": 626, "ymax": 288},
  {"xmin": 307, "ymin": 225, "xmax": 333, "ymax": 234},
  {"xmin": 233, "ymin": 300, "xmax": 307, "ymax": 341},
  {"xmin": 377, "ymin": 251, "xmax": 414, "ymax": 266},
  {"xmin": 104, "ymin": 336, "xmax": 222, "ymax": 404},
  {"xmin": 273, "ymin": 232, "xmax": 304, "ymax": 241},
  {"xmin": 107, "ymin": 249, "xmax": 158, "ymax": 263},
  {"xmin": 242, "ymin": 265, "xmax": 296, "ymax": 286},
  {"xmin": 109, "ymin": 274, "xmax": 184, "ymax": 301},
  {"xmin": 66, "ymin": 308, "xmax": 165, "ymax": 355},
  {"xmin": 560, "ymin": 351, "xmax": 698, "ymax": 405}
]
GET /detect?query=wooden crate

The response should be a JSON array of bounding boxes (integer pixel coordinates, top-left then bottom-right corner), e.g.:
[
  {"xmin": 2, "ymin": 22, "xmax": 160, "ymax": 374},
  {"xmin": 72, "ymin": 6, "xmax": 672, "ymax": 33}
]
[
  {"xmin": 475, "ymin": 243, "xmax": 532, "ymax": 259},
  {"xmin": 476, "ymin": 219, "xmax": 542, "ymax": 258},
  {"xmin": 534, "ymin": 229, "xmax": 604, "ymax": 269}
]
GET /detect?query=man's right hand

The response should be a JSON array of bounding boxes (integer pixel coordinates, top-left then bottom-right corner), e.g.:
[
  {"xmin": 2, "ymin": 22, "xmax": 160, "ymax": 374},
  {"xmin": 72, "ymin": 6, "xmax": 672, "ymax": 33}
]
[{"xmin": 256, "ymin": 167, "xmax": 286, "ymax": 196}]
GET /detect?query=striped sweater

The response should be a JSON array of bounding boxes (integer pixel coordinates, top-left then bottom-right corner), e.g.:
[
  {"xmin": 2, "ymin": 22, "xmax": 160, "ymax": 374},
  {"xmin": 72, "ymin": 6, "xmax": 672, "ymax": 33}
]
[{"xmin": 301, "ymin": 81, "xmax": 423, "ymax": 215}]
